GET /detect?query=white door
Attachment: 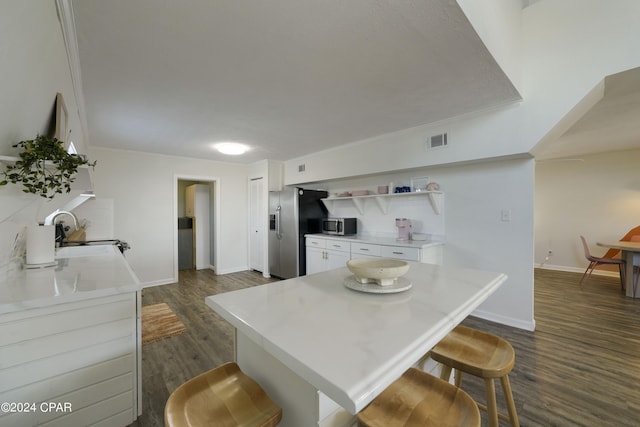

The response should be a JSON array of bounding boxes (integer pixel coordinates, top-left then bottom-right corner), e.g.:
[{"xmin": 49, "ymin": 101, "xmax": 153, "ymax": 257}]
[
  {"xmin": 187, "ymin": 184, "xmax": 210, "ymax": 270},
  {"xmin": 305, "ymin": 246, "xmax": 325, "ymax": 275},
  {"xmin": 249, "ymin": 178, "xmax": 264, "ymax": 272},
  {"xmin": 326, "ymin": 249, "xmax": 350, "ymax": 271}
]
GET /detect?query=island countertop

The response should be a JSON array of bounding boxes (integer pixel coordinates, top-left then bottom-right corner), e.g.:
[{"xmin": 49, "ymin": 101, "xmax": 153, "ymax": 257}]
[
  {"xmin": 206, "ymin": 261, "xmax": 506, "ymax": 417},
  {"xmin": 0, "ymin": 244, "xmax": 140, "ymax": 315}
]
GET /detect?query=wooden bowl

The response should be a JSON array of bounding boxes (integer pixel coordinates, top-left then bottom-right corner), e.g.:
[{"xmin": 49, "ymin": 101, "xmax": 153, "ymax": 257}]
[{"xmin": 347, "ymin": 258, "xmax": 410, "ymax": 286}]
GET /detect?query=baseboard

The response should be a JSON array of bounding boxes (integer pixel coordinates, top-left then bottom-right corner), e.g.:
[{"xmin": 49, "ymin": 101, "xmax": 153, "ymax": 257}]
[
  {"xmin": 536, "ymin": 263, "xmax": 619, "ymax": 277},
  {"xmin": 140, "ymin": 278, "xmax": 176, "ymax": 289},
  {"xmin": 471, "ymin": 309, "xmax": 536, "ymax": 332},
  {"xmin": 215, "ymin": 265, "xmax": 250, "ymax": 275}
]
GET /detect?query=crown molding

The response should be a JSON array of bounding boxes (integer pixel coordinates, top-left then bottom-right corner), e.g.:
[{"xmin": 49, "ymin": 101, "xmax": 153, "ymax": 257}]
[{"xmin": 56, "ymin": 0, "xmax": 90, "ymax": 149}]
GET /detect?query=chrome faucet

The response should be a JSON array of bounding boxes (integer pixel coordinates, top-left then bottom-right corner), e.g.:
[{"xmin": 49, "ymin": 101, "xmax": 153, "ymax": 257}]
[{"xmin": 45, "ymin": 210, "xmax": 80, "ymax": 230}]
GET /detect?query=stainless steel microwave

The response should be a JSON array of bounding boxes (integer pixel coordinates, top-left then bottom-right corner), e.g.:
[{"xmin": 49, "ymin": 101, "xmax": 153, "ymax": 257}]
[{"xmin": 322, "ymin": 218, "xmax": 357, "ymax": 235}]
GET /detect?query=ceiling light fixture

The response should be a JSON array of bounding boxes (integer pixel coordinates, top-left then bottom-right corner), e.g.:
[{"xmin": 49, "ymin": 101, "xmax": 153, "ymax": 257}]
[{"xmin": 216, "ymin": 142, "xmax": 249, "ymax": 155}]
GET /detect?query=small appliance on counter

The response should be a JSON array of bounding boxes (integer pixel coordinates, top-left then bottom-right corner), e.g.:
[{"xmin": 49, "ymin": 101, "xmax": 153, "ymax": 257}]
[
  {"xmin": 322, "ymin": 218, "xmax": 357, "ymax": 236},
  {"xmin": 395, "ymin": 218, "xmax": 411, "ymax": 241}
]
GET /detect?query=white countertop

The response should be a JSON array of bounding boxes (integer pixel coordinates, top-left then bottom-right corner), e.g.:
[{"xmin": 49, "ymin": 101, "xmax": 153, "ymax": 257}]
[
  {"xmin": 0, "ymin": 245, "xmax": 140, "ymax": 315},
  {"xmin": 205, "ymin": 262, "xmax": 506, "ymax": 414},
  {"xmin": 305, "ymin": 233, "xmax": 444, "ymax": 248}
]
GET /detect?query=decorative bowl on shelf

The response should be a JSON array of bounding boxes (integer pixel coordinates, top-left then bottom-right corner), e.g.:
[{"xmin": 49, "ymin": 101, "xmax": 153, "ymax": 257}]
[{"xmin": 346, "ymin": 258, "xmax": 410, "ymax": 286}]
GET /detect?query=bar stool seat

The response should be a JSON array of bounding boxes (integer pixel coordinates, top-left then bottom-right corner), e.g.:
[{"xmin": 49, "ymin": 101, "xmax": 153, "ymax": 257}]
[
  {"xmin": 357, "ymin": 368, "xmax": 480, "ymax": 427},
  {"xmin": 429, "ymin": 325, "xmax": 519, "ymax": 427},
  {"xmin": 164, "ymin": 362, "xmax": 282, "ymax": 427}
]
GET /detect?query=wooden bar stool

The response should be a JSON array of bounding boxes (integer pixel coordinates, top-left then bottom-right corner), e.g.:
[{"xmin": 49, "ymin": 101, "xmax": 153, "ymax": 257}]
[
  {"xmin": 429, "ymin": 325, "xmax": 519, "ymax": 427},
  {"xmin": 164, "ymin": 362, "xmax": 282, "ymax": 427},
  {"xmin": 357, "ymin": 368, "xmax": 480, "ymax": 427}
]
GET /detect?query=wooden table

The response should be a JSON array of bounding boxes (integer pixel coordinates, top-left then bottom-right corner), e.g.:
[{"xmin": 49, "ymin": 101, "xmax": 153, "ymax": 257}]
[
  {"xmin": 206, "ymin": 262, "xmax": 506, "ymax": 426},
  {"xmin": 597, "ymin": 240, "xmax": 640, "ymax": 298}
]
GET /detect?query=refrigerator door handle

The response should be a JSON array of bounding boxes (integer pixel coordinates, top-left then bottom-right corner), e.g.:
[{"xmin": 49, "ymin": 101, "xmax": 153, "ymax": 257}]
[{"xmin": 275, "ymin": 205, "xmax": 282, "ymax": 240}]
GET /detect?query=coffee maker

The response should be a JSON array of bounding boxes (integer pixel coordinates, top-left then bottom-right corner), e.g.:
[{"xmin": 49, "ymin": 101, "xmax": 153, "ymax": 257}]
[{"xmin": 395, "ymin": 218, "xmax": 411, "ymax": 241}]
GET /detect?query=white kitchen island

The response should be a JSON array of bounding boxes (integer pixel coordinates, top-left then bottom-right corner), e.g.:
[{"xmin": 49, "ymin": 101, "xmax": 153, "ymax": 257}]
[{"xmin": 205, "ymin": 261, "xmax": 507, "ymax": 427}]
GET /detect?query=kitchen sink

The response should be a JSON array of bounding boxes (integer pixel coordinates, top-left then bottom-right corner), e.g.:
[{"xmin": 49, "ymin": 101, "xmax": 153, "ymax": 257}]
[
  {"xmin": 61, "ymin": 239, "xmax": 130, "ymax": 253},
  {"xmin": 55, "ymin": 244, "xmax": 114, "ymax": 258}
]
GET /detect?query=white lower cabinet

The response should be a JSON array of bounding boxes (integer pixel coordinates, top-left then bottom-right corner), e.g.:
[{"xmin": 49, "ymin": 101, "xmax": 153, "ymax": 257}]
[
  {"xmin": 306, "ymin": 235, "xmax": 443, "ymax": 274},
  {"xmin": 0, "ymin": 292, "xmax": 139, "ymax": 427},
  {"xmin": 306, "ymin": 237, "xmax": 351, "ymax": 274}
]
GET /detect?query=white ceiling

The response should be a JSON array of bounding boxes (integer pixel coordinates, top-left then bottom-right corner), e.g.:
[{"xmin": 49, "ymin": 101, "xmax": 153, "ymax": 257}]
[
  {"xmin": 535, "ymin": 67, "xmax": 640, "ymax": 161},
  {"xmin": 70, "ymin": 1, "xmax": 640, "ymax": 165},
  {"xmin": 71, "ymin": 0, "xmax": 521, "ymax": 164}
]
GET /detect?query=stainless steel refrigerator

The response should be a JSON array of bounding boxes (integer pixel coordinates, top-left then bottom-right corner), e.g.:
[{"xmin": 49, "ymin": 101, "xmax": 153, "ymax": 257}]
[{"xmin": 269, "ymin": 187, "xmax": 328, "ymax": 279}]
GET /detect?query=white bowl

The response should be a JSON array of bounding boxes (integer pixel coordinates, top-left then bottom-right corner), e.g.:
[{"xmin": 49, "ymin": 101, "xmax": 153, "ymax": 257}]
[{"xmin": 347, "ymin": 258, "xmax": 410, "ymax": 286}]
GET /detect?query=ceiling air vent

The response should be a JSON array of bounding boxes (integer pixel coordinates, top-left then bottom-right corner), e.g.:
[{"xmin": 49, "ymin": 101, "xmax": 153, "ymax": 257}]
[{"xmin": 426, "ymin": 133, "xmax": 448, "ymax": 150}]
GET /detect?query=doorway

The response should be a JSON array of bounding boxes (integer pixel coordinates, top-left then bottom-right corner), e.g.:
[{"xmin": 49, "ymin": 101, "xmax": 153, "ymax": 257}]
[{"xmin": 174, "ymin": 176, "xmax": 218, "ymax": 279}]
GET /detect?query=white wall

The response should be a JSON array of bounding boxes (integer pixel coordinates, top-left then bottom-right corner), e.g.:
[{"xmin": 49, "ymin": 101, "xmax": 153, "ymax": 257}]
[
  {"xmin": 523, "ymin": 0, "xmax": 640, "ymax": 152},
  {"xmin": 311, "ymin": 159, "xmax": 535, "ymax": 330},
  {"xmin": 319, "ymin": 172, "xmax": 445, "ymax": 240},
  {"xmin": 0, "ymin": 1, "xmax": 87, "ymax": 270},
  {"xmin": 284, "ymin": 103, "xmax": 527, "ymax": 186},
  {"xmin": 457, "ymin": 0, "xmax": 523, "ymax": 92},
  {"xmin": 88, "ymin": 147, "xmax": 248, "ymax": 286},
  {"xmin": 535, "ymin": 149, "xmax": 640, "ymax": 272},
  {"xmin": 434, "ymin": 159, "xmax": 534, "ymax": 329}
]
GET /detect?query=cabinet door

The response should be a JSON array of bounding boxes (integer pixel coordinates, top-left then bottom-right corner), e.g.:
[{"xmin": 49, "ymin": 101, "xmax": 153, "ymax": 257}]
[
  {"xmin": 249, "ymin": 178, "xmax": 264, "ymax": 272},
  {"xmin": 0, "ymin": 293, "xmax": 138, "ymax": 426},
  {"xmin": 420, "ymin": 245, "xmax": 443, "ymax": 265},
  {"xmin": 306, "ymin": 246, "xmax": 326, "ymax": 275},
  {"xmin": 326, "ymin": 249, "xmax": 350, "ymax": 271}
]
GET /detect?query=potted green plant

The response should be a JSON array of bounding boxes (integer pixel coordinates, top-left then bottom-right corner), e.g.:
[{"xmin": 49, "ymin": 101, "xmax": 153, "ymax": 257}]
[{"xmin": 0, "ymin": 134, "xmax": 96, "ymax": 199}]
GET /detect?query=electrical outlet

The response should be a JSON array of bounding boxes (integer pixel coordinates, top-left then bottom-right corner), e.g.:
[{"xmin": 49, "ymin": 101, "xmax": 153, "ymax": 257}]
[{"xmin": 500, "ymin": 209, "xmax": 511, "ymax": 222}]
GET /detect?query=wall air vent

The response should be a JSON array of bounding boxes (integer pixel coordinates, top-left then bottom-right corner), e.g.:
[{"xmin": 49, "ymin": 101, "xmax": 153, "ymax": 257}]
[{"xmin": 426, "ymin": 133, "xmax": 448, "ymax": 150}]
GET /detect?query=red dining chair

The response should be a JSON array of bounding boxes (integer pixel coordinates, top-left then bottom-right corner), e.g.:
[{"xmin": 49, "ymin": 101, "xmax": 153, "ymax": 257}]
[
  {"xmin": 630, "ymin": 235, "xmax": 640, "ymax": 297},
  {"xmin": 579, "ymin": 235, "xmax": 625, "ymax": 290},
  {"xmin": 599, "ymin": 225, "xmax": 640, "ymax": 259}
]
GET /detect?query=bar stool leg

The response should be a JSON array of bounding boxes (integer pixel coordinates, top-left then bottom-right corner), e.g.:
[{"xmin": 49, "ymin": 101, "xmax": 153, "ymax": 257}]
[
  {"xmin": 439, "ymin": 364, "xmax": 453, "ymax": 382},
  {"xmin": 485, "ymin": 378, "xmax": 499, "ymax": 427},
  {"xmin": 501, "ymin": 375, "xmax": 520, "ymax": 427},
  {"xmin": 454, "ymin": 370, "xmax": 463, "ymax": 388}
]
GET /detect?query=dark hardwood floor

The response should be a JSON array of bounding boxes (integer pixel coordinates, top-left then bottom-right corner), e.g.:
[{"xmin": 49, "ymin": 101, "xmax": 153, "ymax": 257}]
[
  {"xmin": 131, "ymin": 268, "xmax": 640, "ymax": 426},
  {"xmin": 130, "ymin": 269, "xmax": 278, "ymax": 427}
]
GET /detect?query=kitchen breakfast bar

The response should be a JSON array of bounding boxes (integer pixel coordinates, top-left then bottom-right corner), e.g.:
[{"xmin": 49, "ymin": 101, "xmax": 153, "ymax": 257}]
[{"xmin": 205, "ymin": 262, "xmax": 507, "ymax": 426}]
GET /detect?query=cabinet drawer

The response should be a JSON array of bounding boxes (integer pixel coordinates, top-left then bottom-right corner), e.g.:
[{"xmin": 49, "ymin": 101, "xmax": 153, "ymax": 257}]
[
  {"xmin": 380, "ymin": 246, "xmax": 420, "ymax": 261},
  {"xmin": 325, "ymin": 240, "xmax": 350, "ymax": 253},
  {"xmin": 351, "ymin": 243, "xmax": 381, "ymax": 257},
  {"xmin": 306, "ymin": 237, "xmax": 326, "ymax": 248}
]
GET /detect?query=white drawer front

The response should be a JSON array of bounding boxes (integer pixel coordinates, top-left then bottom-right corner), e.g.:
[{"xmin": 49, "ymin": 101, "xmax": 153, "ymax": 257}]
[
  {"xmin": 326, "ymin": 240, "xmax": 350, "ymax": 253},
  {"xmin": 306, "ymin": 237, "xmax": 326, "ymax": 248},
  {"xmin": 380, "ymin": 246, "xmax": 420, "ymax": 261},
  {"xmin": 351, "ymin": 243, "xmax": 381, "ymax": 257}
]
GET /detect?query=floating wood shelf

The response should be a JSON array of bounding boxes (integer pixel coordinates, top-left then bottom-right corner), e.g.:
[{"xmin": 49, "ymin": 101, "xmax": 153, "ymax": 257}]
[{"xmin": 321, "ymin": 191, "xmax": 443, "ymax": 215}]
